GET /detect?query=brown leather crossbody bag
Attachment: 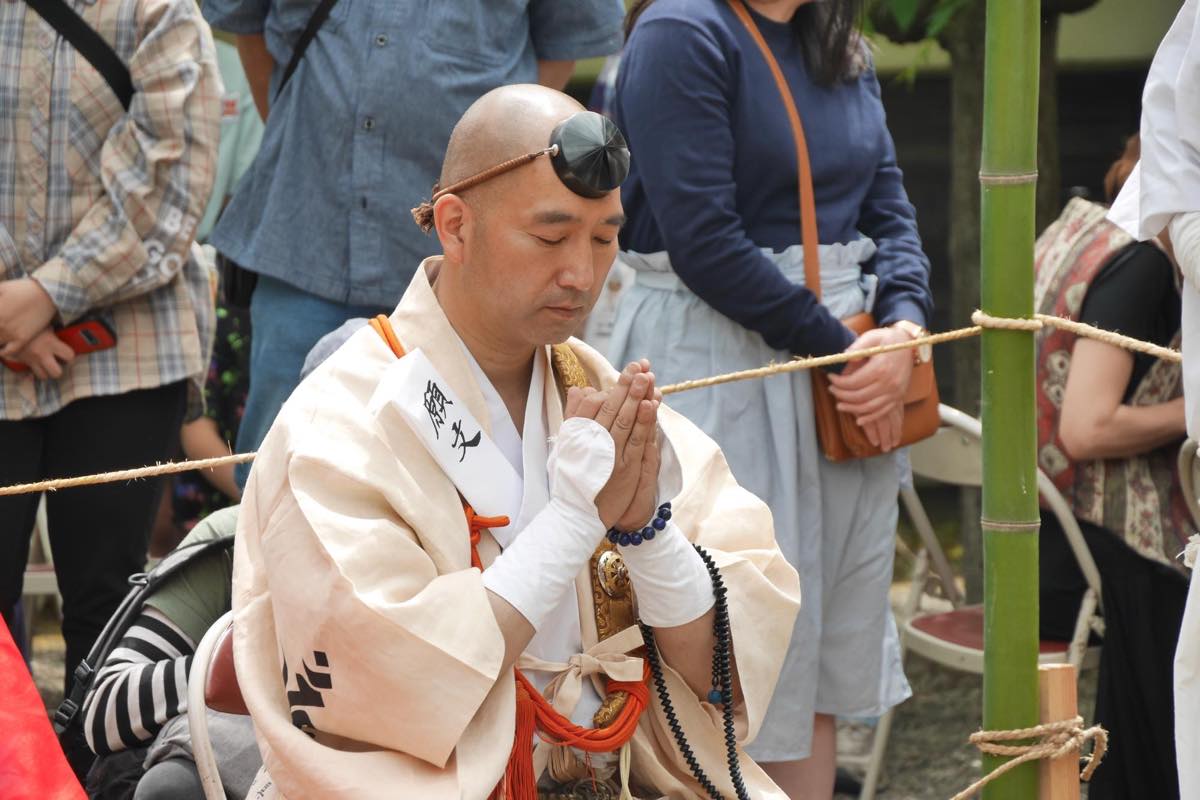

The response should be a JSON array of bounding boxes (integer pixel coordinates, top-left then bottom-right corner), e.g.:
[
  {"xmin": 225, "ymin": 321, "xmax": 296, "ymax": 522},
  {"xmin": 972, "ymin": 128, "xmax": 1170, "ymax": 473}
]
[{"xmin": 728, "ymin": 0, "xmax": 939, "ymax": 461}]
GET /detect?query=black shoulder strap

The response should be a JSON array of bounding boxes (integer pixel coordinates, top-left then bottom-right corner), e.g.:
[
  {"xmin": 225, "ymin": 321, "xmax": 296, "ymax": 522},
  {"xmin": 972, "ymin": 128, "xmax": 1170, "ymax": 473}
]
[
  {"xmin": 53, "ymin": 535, "xmax": 236, "ymax": 733},
  {"xmin": 24, "ymin": 0, "xmax": 133, "ymax": 111},
  {"xmin": 275, "ymin": 0, "xmax": 340, "ymax": 100}
]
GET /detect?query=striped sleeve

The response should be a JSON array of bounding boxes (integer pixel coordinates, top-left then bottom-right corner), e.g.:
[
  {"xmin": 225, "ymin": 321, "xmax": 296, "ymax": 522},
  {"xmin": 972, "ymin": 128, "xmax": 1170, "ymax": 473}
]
[{"xmin": 81, "ymin": 606, "xmax": 197, "ymax": 756}]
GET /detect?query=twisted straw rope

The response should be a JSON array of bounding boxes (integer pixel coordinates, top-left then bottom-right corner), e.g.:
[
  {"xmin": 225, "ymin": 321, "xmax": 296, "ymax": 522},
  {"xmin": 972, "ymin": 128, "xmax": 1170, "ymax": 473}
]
[
  {"xmin": 0, "ymin": 310, "xmax": 1181, "ymax": 497},
  {"xmin": 0, "ymin": 452, "xmax": 258, "ymax": 497},
  {"xmin": 949, "ymin": 716, "xmax": 1108, "ymax": 800}
]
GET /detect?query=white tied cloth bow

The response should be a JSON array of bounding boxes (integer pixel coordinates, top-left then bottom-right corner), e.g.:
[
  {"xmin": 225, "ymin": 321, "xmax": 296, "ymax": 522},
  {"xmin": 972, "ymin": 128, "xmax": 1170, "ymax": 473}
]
[{"xmin": 516, "ymin": 625, "xmax": 646, "ymax": 779}]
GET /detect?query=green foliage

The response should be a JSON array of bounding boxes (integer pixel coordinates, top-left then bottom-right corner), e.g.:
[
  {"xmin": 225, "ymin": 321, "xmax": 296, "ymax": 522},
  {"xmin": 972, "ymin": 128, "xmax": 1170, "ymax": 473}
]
[
  {"xmin": 873, "ymin": 0, "xmax": 976, "ymax": 40},
  {"xmin": 926, "ymin": 0, "xmax": 974, "ymax": 37},
  {"xmin": 893, "ymin": 40, "xmax": 941, "ymax": 86},
  {"xmin": 887, "ymin": 0, "xmax": 923, "ymax": 33}
]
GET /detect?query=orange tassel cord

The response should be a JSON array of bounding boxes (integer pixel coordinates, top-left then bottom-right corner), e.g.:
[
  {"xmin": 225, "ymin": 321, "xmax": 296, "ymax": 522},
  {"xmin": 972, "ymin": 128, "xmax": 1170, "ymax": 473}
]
[{"xmin": 467, "ymin": 508, "xmax": 650, "ymax": 800}]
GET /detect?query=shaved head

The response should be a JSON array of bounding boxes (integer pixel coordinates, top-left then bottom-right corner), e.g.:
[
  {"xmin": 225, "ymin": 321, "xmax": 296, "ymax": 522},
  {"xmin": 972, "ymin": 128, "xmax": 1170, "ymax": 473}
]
[
  {"xmin": 439, "ymin": 84, "xmax": 585, "ymax": 190},
  {"xmin": 429, "ymin": 84, "xmax": 624, "ymax": 357}
]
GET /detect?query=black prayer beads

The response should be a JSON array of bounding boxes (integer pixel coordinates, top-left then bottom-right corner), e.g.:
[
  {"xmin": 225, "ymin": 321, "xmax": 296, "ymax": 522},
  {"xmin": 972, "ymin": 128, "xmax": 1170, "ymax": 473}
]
[{"xmin": 639, "ymin": 544, "xmax": 750, "ymax": 800}]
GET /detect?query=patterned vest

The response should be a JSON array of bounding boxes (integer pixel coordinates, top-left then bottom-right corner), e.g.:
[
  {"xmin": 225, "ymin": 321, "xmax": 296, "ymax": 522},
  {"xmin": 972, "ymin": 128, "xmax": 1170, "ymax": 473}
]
[{"xmin": 1034, "ymin": 198, "xmax": 1187, "ymax": 570}]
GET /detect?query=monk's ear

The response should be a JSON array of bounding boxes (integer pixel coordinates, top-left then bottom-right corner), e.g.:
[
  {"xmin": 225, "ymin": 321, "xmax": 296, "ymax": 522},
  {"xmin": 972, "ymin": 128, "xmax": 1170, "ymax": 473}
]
[{"xmin": 433, "ymin": 194, "xmax": 469, "ymax": 262}]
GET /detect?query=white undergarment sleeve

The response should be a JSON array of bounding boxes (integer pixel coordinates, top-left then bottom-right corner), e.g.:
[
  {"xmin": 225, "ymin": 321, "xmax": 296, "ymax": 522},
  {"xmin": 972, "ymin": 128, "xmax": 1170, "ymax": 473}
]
[
  {"xmin": 482, "ymin": 417, "xmax": 614, "ymax": 632},
  {"xmin": 621, "ymin": 521, "xmax": 715, "ymax": 628},
  {"xmin": 1171, "ymin": 211, "xmax": 1200, "ymax": 287}
]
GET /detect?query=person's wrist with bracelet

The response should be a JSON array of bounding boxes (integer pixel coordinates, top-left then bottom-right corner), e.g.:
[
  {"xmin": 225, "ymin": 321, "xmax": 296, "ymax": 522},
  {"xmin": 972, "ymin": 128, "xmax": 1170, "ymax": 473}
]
[{"xmin": 608, "ymin": 489, "xmax": 715, "ymax": 629}]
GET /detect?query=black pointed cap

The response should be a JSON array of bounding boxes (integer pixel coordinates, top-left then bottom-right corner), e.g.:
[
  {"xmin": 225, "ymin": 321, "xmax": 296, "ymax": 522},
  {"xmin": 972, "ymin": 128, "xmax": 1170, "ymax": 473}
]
[{"xmin": 548, "ymin": 112, "xmax": 630, "ymax": 199}]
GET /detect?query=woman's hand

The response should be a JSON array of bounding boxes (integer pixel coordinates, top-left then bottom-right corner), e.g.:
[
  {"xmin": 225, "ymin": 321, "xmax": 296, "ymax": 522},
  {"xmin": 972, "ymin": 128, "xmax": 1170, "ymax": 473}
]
[
  {"xmin": 827, "ymin": 326, "xmax": 915, "ymax": 452},
  {"xmin": 11, "ymin": 327, "xmax": 75, "ymax": 380},
  {"xmin": 0, "ymin": 278, "xmax": 59, "ymax": 357}
]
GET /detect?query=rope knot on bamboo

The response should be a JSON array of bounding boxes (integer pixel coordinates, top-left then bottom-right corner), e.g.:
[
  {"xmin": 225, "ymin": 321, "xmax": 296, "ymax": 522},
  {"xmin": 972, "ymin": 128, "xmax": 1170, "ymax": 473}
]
[
  {"xmin": 971, "ymin": 309, "xmax": 1183, "ymax": 362},
  {"xmin": 949, "ymin": 716, "xmax": 1108, "ymax": 800},
  {"xmin": 970, "ymin": 310, "xmax": 1042, "ymax": 332}
]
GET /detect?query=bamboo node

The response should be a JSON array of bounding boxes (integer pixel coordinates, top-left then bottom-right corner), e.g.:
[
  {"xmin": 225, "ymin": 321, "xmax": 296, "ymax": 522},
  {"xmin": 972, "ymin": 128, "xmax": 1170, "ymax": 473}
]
[
  {"xmin": 949, "ymin": 716, "xmax": 1107, "ymax": 800},
  {"xmin": 979, "ymin": 517, "xmax": 1040, "ymax": 534},
  {"xmin": 978, "ymin": 170, "xmax": 1039, "ymax": 186}
]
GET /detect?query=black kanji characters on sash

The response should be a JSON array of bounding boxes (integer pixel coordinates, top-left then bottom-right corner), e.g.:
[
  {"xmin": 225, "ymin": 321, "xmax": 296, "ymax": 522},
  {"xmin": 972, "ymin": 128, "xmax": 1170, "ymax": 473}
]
[
  {"xmin": 451, "ymin": 420, "xmax": 481, "ymax": 462},
  {"xmin": 423, "ymin": 380, "xmax": 453, "ymax": 439},
  {"xmin": 421, "ymin": 377, "xmax": 481, "ymax": 462}
]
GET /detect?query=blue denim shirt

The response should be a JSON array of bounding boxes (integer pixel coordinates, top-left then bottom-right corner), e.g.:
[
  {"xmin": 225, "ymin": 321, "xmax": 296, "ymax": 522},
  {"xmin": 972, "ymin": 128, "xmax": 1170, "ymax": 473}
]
[{"xmin": 203, "ymin": 0, "xmax": 624, "ymax": 307}]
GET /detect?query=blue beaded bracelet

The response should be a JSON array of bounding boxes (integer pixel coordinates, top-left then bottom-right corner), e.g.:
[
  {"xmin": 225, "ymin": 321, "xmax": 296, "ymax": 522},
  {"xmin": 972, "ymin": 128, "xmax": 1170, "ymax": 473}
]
[{"xmin": 607, "ymin": 502, "xmax": 672, "ymax": 546}]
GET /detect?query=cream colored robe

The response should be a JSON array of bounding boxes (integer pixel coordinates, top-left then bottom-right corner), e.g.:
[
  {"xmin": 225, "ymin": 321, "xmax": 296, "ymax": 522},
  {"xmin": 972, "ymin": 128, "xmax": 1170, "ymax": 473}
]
[{"xmin": 233, "ymin": 258, "xmax": 801, "ymax": 799}]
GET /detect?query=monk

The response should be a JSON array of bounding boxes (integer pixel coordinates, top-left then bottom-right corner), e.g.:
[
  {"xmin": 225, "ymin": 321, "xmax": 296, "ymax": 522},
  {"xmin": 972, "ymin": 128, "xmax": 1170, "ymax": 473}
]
[{"xmin": 232, "ymin": 84, "xmax": 801, "ymax": 799}]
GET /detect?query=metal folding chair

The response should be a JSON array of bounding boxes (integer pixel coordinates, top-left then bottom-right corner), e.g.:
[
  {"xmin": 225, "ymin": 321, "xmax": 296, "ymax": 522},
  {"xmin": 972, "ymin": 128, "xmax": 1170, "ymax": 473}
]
[
  {"xmin": 858, "ymin": 404, "xmax": 1102, "ymax": 799},
  {"xmin": 188, "ymin": 610, "xmax": 248, "ymax": 800}
]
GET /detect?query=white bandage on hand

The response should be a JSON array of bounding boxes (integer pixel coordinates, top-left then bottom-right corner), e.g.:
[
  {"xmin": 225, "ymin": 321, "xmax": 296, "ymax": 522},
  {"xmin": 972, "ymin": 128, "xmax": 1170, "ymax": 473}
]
[
  {"xmin": 621, "ymin": 521, "xmax": 715, "ymax": 628},
  {"xmin": 481, "ymin": 417, "xmax": 614, "ymax": 632},
  {"xmin": 1170, "ymin": 211, "xmax": 1200, "ymax": 288}
]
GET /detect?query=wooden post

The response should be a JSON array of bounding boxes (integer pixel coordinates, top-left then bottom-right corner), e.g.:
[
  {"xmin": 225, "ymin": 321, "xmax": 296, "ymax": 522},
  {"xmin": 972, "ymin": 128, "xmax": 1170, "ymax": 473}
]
[{"xmin": 1038, "ymin": 664, "xmax": 1079, "ymax": 800}]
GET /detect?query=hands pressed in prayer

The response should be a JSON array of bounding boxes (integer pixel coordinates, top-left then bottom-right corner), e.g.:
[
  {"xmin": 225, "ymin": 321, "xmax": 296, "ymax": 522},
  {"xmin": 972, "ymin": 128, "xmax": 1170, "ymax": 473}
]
[
  {"xmin": 564, "ymin": 359, "xmax": 663, "ymax": 531},
  {"xmin": 826, "ymin": 326, "xmax": 915, "ymax": 452}
]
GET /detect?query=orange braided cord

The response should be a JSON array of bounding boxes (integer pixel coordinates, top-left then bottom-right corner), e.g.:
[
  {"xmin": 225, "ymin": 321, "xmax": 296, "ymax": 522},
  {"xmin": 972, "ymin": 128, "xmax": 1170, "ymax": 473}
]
[
  {"xmin": 369, "ymin": 315, "xmax": 406, "ymax": 358},
  {"xmin": 514, "ymin": 665, "xmax": 651, "ymax": 753},
  {"xmin": 461, "ymin": 445, "xmax": 647, "ymax": 795},
  {"xmin": 465, "ymin": 505, "xmax": 510, "ymax": 571}
]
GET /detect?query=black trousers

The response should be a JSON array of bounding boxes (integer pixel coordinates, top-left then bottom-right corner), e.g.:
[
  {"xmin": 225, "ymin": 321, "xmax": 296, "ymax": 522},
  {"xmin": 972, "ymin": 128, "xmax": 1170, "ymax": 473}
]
[
  {"xmin": 0, "ymin": 382, "xmax": 186, "ymax": 695},
  {"xmin": 1040, "ymin": 513, "xmax": 1188, "ymax": 800}
]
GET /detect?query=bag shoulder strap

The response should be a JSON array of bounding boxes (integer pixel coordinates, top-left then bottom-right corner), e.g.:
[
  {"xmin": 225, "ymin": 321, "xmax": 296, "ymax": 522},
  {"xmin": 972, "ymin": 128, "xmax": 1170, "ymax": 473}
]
[
  {"xmin": 54, "ymin": 535, "xmax": 236, "ymax": 731},
  {"xmin": 275, "ymin": 0, "xmax": 340, "ymax": 100},
  {"xmin": 25, "ymin": 0, "xmax": 133, "ymax": 110},
  {"xmin": 725, "ymin": 0, "xmax": 822, "ymax": 300}
]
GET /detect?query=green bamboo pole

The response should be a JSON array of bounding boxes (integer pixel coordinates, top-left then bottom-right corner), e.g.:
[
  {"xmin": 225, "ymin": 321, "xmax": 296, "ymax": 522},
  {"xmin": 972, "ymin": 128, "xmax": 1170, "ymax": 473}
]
[{"xmin": 979, "ymin": 0, "xmax": 1041, "ymax": 797}]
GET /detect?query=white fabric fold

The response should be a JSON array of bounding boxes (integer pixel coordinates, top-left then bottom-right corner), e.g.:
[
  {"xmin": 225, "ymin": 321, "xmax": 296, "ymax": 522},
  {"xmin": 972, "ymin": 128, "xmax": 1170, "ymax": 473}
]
[
  {"xmin": 1171, "ymin": 211, "xmax": 1200, "ymax": 288},
  {"xmin": 621, "ymin": 521, "xmax": 716, "ymax": 628},
  {"xmin": 481, "ymin": 417, "xmax": 614, "ymax": 631},
  {"xmin": 1117, "ymin": 0, "xmax": 1200, "ymax": 238}
]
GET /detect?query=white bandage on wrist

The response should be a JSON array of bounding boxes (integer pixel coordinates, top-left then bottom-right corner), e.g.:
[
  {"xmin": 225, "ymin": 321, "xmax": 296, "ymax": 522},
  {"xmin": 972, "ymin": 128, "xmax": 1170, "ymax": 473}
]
[
  {"xmin": 1170, "ymin": 211, "xmax": 1200, "ymax": 288},
  {"xmin": 621, "ymin": 521, "xmax": 715, "ymax": 628},
  {"xmin": 481, "ymin": 417, "xmax": 614, "ymax": 632}
]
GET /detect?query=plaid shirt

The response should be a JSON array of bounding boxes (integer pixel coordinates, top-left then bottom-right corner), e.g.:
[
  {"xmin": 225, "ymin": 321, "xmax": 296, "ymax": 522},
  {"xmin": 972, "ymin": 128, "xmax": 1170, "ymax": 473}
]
[{"xmin": 0, "ymin": 0, "xmax": 221, "ymax": 420}]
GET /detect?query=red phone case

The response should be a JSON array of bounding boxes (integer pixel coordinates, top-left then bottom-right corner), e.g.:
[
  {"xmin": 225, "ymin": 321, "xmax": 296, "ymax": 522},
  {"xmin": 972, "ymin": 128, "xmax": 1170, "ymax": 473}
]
[{"xmin": 2, "ymin": 319, "xmax": 117, "ymax": 373}]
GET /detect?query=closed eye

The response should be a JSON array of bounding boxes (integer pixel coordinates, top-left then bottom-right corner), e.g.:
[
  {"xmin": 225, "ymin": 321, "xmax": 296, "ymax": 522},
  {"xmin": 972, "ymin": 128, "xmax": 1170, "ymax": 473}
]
[
  {"xmin": 534, "ymin": 235, "xmax": 565, "ymax": 246},
  {"xmin": 593, "ymin": 237, "xmax": 614, "ymax": 246}
]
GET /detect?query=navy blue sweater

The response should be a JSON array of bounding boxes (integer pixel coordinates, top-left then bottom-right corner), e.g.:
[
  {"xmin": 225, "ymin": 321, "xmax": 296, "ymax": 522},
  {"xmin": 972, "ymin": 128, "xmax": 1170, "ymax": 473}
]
[{"xmin": 615, "ymin": 0, "xmax": 933, "ymax": 357}]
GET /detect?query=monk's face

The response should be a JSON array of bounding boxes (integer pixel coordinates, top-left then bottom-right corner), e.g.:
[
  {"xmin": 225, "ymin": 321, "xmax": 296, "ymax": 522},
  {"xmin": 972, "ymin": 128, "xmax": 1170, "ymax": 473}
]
[{"xmin": 460, "ymin": 158, "xmax": 625, "ymax": 346}]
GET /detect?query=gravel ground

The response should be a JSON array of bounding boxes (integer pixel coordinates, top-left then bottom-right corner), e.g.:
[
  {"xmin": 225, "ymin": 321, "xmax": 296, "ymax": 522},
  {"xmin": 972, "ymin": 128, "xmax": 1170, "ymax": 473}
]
[{"xmin": 836, "ymin": 653, "xmax": 1099, "ymax": 799}]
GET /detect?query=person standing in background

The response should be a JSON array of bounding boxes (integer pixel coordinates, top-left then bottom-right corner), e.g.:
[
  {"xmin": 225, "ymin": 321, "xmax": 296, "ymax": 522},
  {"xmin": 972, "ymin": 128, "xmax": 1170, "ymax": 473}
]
[
  {"xmin": 0, "ymin": 0, "xmax": 220, "ymax": 746},
  {"xmin": 197, "ymin": 31, "xmax": 265, "ymax": 245},
  {"xmin": 609, "ymin": 1, "xmax": 933, "ymax": 796},
  {"xmin": 1037, "ymin": 135, "xmax": 1187, "ymax": 800},
  {"xmin": 202, "ymin": 0, "xmax": 626, "ymax": 489}
]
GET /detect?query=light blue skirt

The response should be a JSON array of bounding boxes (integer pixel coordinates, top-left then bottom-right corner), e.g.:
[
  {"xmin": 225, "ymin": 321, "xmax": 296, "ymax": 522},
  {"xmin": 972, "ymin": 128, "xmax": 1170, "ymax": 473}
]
[{"xmin": 610, "ymin": 242, "xmax": 911, "ymax": 761}]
